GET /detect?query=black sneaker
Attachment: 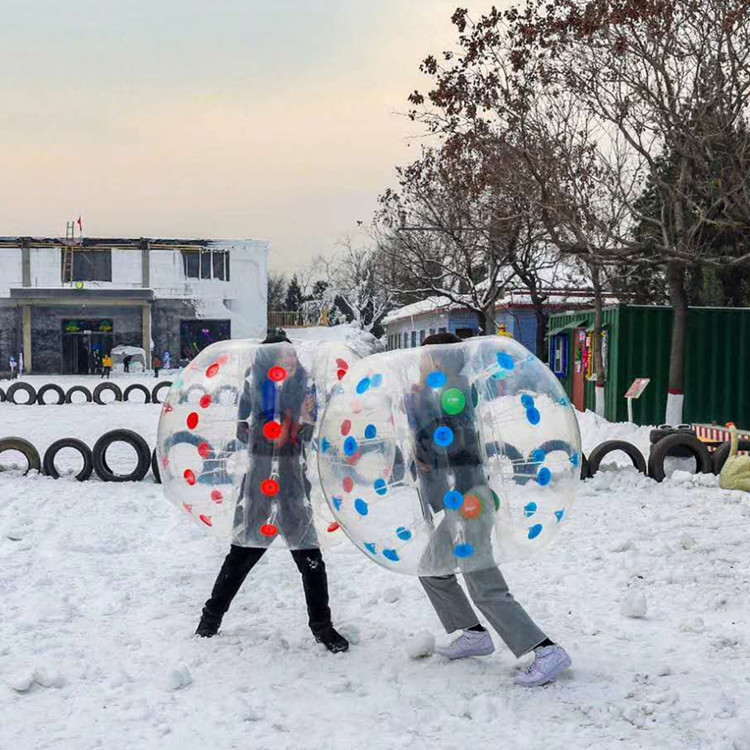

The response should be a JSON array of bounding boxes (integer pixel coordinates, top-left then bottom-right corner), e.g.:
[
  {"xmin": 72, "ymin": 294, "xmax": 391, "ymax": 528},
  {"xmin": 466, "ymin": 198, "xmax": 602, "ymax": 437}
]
[
  {"xmin": 314, "ymin": 626, "xmax": 349, "ymax": 653},
  {"xmin": 195, "ymin": 607, "xmax": 222, "ymax": 638}
]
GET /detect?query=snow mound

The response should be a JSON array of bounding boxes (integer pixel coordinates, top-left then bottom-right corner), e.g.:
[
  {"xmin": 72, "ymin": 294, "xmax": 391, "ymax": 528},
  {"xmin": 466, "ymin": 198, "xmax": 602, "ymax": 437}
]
[{"xmin": 406, "ymin": 631, "xmax": 436, "ymax": 659}]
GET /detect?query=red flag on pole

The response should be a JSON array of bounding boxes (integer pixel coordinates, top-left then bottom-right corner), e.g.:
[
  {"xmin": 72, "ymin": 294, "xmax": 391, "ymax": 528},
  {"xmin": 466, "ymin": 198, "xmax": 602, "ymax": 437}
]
[{"xmin": 77, "ymin": 216, "xmax": 83, "ymax": 233}]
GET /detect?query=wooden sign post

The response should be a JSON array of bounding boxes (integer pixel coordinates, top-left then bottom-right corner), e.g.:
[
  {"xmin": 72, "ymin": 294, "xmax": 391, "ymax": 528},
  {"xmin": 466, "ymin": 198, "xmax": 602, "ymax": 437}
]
[{"xmin": 624, "ymin": 378, "xmax": 651, "ymax": 423}]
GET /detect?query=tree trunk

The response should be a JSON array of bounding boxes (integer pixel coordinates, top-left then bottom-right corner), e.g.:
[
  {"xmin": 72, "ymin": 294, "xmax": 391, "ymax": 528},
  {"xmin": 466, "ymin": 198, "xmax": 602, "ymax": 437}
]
[
  {"xmin": 591, "ymin": 264, "xmax": 607, "ymax": 418},
  {"xmin": 665, "ymin": 260, "xmax": 688, "ymax": 425},
  {"xmin": 534, "ymin": 307, "xmax": 547, "ymax": 360},
  {"xmin": 483, "ymin": 301, "xmax": 496, "ymax": 336}
]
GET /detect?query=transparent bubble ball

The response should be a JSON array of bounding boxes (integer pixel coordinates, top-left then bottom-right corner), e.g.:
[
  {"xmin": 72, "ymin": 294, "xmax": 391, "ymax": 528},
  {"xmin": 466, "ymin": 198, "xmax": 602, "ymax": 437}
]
[{"xmin": 316, "ymin": 336, "xmax": 581, "ymax": 576}]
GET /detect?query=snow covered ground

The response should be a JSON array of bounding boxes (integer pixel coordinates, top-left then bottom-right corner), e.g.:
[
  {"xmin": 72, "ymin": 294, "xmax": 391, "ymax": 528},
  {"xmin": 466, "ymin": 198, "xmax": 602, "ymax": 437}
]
[{"xmin": 2, "ymin": 378, "xmax": 750, "ymax": 748}]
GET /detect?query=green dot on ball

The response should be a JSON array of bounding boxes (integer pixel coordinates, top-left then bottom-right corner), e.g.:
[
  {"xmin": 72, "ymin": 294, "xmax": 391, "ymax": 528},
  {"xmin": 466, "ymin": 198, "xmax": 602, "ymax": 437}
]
[
  {"xmin": 491, "ymin": 490, "xmax": 501, "ymax": 511},
  {"xmin": 442, "ymin": 388, "xmax": 466, "ymax": 415}
]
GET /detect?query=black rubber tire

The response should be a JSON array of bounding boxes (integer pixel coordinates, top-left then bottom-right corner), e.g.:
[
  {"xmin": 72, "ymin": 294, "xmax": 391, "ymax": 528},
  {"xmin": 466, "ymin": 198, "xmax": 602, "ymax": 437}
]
[
  {"xmin": 712, "ymin": 439, "xmax": 750, "ymax": 474},
  {"xmin": 0, "ymin": 386, "xmax": 6, "ymax": 403},
  {"xmin": 580, "ymin": 452, "xmax": 590, "ymax": 480},
  {"xmin": 152, "ymin": 381, "xmax": 173, "ymax": 404},
  {"xmin": 6, "ymin": 382, "xmax": 37, "ymax": 405},
  {"xmin": 181, "ymin": 383, "xmax": 208, "ymax": 404},
  {"xmin": 649, "ymin": 427, "xmax": 673, "ymax": 444},
  {"xmin": 123, "ymin": 383, "xmax": 152, "ymax": 404},
  {"xmin": 65, "ymin": 385, "xmax": 93, "ymax": 404},
  {"xmin": 92, "ymin": 429, "xmax": 151, "ymax": 482},
  {"xmin": 43, "ymin": 438, "xmax": 94, "ymax": 481},
  {"xmin": 93, "ymin": 382, "xmax": 123, "ymax": 405},
  {"xmin": 36, "ymin": 383, "xmax": 66, "ymax": 405},
  {"xmin": 151, "ymin": 447, "xmax": 161, "ymax": 483},
  {"xmin": 0, "ymin": 437, "xmax": 41, "ymax": 474},
  {"xmin": 648, "ymin": 433, "xmax": 712, "ymax": 482},
  {"xmin": 587, "ymin": 440, "xmax": 647, "ymax": 476}
]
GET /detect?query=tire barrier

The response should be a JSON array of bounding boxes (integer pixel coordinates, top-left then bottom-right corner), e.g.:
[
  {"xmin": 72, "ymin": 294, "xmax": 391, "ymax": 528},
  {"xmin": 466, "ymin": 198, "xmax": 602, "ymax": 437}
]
[
  {"xmin": 0, "ymin": 387, "xmax": 6, "ymax": 403},
  {"xmin": 65, "ymin": 385, "xmax": 93, "ymax": 404},
  {"xmin": 648, "ymin": 432, "xmax": 712, "ymax": 483},
  {"xmin": 43, "ymin": 438, "xmax": 94, "ymax": 482},
  {"xmin": 93, "ymin": 382, "xmax": 123, "ymax": 405},
  {"xmin": 712, "ymin": 438, "xmax": 750, "ymax": 475},
  {"xmin": 649, "ymin": 423, "xmax": 696, "ymax": 459},
  {"xmin": 6, "ymin": 382, "xmax": 37, "ymax": 405},
  {"xmin": 123, "ymin": 384, "xmax": 152, "ymax": 404},
  {"xmin": 152, "ymin": 381, "xmax": 172, "ymax": 404},
  {"xmin": 92, "ymin": 429, "xmax": 152, "ymax": 482},
  {"xmin": 0, "ymin": 437, "xmax": 42, "ymax": 475},
  {"xmin": 37, "ymin": 384, "xmax": 66, "ymax": 405},
  {"xmin": 151, "ymin": 447, "xmax": 161, "ymax": 484},
  {"xmin": 587, "ymin": 440, "xmax": 647, "ymax": 476}
]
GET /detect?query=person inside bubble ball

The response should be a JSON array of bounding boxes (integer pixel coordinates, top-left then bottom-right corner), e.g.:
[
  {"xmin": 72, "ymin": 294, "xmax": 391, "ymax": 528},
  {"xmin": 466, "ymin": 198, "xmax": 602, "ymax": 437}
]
[
  {"xmin": 409, "ymin": 333, "xmax": 571, "ymax": 687},
  {"xmin": 194, "ymin": 332, "xmax": 349, "ymax": 653}
]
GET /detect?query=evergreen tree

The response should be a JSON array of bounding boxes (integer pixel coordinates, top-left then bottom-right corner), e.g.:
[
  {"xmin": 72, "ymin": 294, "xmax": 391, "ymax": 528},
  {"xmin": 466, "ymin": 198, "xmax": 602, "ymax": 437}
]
[{"xmin": 284, "ymin": 274, "xmax": 303, "ymax": 311}]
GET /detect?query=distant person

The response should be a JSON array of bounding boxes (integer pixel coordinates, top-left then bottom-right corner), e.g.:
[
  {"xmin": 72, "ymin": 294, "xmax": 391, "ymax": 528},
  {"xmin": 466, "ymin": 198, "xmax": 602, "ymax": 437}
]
[
  {"xmin": 19, "ymin": 352, "xmax": 24, "ymax": 377},
  {"xmin": 9, "ymin": 355, "xmax": 18, "ymax": 379},
  {"xmin": 153, "ymin": 355, "xmax": 163, "ymax": 378},
  {"xmin": 123, "ymin": 354, "xmax": 132, "ymax": 373},
  {"xmin": 163, "ymin": 351, "xmax": 171, "ymax": 370},
  {"xmin": 101, "ymin": 354, "xmax": 113, "ymax": 379}
]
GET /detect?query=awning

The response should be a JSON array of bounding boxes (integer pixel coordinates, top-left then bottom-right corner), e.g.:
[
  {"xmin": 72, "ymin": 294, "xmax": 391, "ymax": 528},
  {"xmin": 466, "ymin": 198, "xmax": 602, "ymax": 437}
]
[
  {"xmin": 547, "ymin": 319, "xmax": 588, "ymax": 336},
  {"xmin": 585, "ymin": 321, "xmax": 609, "ymax": 332}
]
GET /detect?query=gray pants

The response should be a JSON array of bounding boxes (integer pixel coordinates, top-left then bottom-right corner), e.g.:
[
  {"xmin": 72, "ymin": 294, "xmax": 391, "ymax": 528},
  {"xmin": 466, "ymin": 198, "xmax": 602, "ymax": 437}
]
[{"xmin": 420, "ymin": 569, "xmax": 547, "ymax": 658}]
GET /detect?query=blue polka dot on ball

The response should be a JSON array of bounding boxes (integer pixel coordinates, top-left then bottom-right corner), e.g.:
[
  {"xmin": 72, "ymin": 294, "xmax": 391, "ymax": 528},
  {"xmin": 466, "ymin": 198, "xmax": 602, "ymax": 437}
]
[
  {"xmin": 531, "ymin": 448, "xmax": 546, "ymax": 464},
  {"xmin": 364, "ymin": 542, "xmax": 376, "ymax": 554},
  {"xmin": 521, "ymin": 394, "xmax": 535, "ymax": 408},
  {"xmin": 433, "ymin": 426, "xmax": 454, "ymax": 447},
  {"xmin": 371, "ymin": 373, "xmax": 383, "ymax": 388},
  {"xmin": 343, "ymin": 436, "xmax": 359, "ymax": 456},
  {"xmin": 537, "ymin": 467, "xmax": 552, "ymax": 486},
  {"xmin": 332, "ymin": 497, "xmax": 342, "ymax": 511},
  {"xmin": 570, "ymin": 453, "xmax": 581, "ymax": 468},
  {"xmin": 528, "ymin": 524, "xmax": 543, "ymax": 540},
  {"xmin": 396, "ymin": 526, "xmax": 412, "ymax": 541},
  {"xmin": 320, "ymin": 438, "xmax": 331, "ymax": 453},
  {"xmin": 555, "ymin": 509, "xmax": 566, "ymax": 522},
  {"xmin": 383, "ymin": 549, "xmax": 400, "ymax": 562},
  {"xmin": 364, "ymin": 424, "xmax": 377, "ymax": 440},
  {"xmin": 354, "ymin": 498, "xmax": 369, "ymax": 516},
  {"xmin": 443, "ymin": 490, "xmax": 464, "ymax": 510},
  {"xmin": 454, "ymin": 543, "xmax": 475, "ymax": 558},
  {"xmin": 374, "ymin": 478, "xmax": 388, "ymax": 496},
  {"xmin": 356, "ymin": 377, "xmax": 371, "ymax": 394},
  {"xmin": 497, "ymin": 352, "xmax": 516, "ymax": 370},
  {"xmin": 426, "ymin": 371, "xmax": 447, "ymax": 389},
  {"xmin": 524, "ymin": 502, "xmax": 538, "ymax": 517},
  {"xmin": 526, "ymin": 407, "xmax": 541, "ymax": 426}
]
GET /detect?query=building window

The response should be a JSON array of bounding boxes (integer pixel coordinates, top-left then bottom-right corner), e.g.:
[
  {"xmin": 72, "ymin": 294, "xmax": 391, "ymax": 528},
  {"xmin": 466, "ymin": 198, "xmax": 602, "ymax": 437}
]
[
  {"xmin": 63, "ymin": 250, "xmax": 112, "ymax": 282},
  {"xmin": 455, "ymin": 328, "xmax": 474, "ymax": 339},
  {"xmin": 419, "ymin": 330, "xmax": 426, "ymax": 344},
  {"xmin": 551, "ymin": 334, "xmax": 568, "ymax": 377},
  {"xmin": 429, "ymin": 328, "xmax": 436, "ymax": 336},
  {"xmin": 411, "ymin": 331, "xmax": 417, "ymax": 347},
  {"xmin": 403, "ymin": 332, "xmax": 408, "ymax": 348},
  {"xmin": 182, "ymin": 249, "xmax": 230, "ymax": 280},
  {"xmin": 438, "ymin": 326, "xmax": 447, "ymax": 334}
]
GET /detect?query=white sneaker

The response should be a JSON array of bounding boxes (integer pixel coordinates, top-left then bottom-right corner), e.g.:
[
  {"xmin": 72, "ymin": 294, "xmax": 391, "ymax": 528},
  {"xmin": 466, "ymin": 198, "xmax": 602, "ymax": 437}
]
[
  {"xmin": 514, "ymin": 645, "xmax": 571, "ymax": 687},
  {"xmin": 436, "ymin": 630, "xmax": 495, "ymax": 659}
]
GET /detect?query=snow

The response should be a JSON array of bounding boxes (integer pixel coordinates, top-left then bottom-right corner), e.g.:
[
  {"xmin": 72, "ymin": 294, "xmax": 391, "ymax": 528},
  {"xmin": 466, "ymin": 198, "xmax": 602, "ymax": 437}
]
[{"xmin": 2, "ymin": 366, "xmax": 750, "ymax": 748}]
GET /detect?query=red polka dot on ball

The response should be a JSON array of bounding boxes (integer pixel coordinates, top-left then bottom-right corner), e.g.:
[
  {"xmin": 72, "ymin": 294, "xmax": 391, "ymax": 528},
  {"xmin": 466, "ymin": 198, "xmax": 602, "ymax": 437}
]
[
  {"xmin": 198, "ymin": 442, "xmax": 211, "ymax": 459},
  {"xmin": 261, "ymin": 479, "xmax": 280, "ymax": 497},
  {"xmin": 187, "ymin": 412, "xmax": 199, "ymax": 430},
  {"xmin": 268, "ymin": 366, "xmax": 287, "ymax": 382},
  {"xmin": 199, "ymin": 515, "xmax": 212, "ymax": 526},
  {"xmin": 342, "ymin": 477, "xmax": 354, "ymax": 493},
  {"xmin": 260, "ymin": 523, "xmax": 278, "ymax": 537},
  {"xmin": 199, "ymin": 394, "xmax": 212, "ymax": 409},
  {"xmin": 263, "ymin": 421, "xmax": 282, "ymax": 440},
  {"xmin": 184, "ymin": 469, "xmax": 196, "ymax": 486},
  {"xmin": 328, "ymin": 522, "xmax": 340, "ymax": 533},
  {"xmin": 206, "ymin": 363, "xmax": 220, "ymax": 378},
  {"xmin": 336, "ymin": 369, "xmax": 347, "ymax": 381},
  {"xmin": 211, "ymin": 490, "xmax": 224, "ymax": 504},
  {"xmin": 340, "ymin": 419, "xmax": 352, "ymax": 436}
]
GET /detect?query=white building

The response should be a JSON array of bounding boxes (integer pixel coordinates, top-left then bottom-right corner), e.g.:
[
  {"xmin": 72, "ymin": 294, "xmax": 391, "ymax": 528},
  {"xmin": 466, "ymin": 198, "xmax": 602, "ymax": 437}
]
[{"xmin": 0, "ymin": 237, "xmax": 268, "ymax": 373}]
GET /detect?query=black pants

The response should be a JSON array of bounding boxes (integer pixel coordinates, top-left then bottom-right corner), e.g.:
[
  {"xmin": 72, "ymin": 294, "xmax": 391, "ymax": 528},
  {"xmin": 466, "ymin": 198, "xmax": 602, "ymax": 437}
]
[{"xmin": 204, "ymin": 545, "xmax": 332, "ymax": 635}]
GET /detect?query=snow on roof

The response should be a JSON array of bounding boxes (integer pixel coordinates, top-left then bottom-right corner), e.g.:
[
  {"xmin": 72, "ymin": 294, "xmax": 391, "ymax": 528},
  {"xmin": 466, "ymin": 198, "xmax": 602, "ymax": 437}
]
[{"xmin": 382, "ymin": 296, "xmax": 458, "ymax": 325}]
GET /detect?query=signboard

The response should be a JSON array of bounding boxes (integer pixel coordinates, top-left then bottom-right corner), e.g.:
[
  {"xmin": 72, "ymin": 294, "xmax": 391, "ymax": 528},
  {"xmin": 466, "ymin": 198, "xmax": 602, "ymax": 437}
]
[{"xmin": 625, "ymin": 378, "xmax": 650, "ymax": 400}]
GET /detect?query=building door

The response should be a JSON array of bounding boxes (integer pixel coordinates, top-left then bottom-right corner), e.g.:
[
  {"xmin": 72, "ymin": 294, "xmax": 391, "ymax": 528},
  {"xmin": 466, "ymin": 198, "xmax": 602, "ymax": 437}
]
[
  {"xmin": 61, "ymin": 320, "xmax": 114, "ymax": 374},
  {"xmin": 572, "ymin": 328, "xmax": 586, "ymax": 412}
]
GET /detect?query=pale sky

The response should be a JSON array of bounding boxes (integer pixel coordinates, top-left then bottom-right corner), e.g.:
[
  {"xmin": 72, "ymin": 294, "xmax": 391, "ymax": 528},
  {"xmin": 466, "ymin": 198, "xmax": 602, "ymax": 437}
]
[{"xmin": 0, "ymin": 0, "xmax": 478, "ymax": 272}]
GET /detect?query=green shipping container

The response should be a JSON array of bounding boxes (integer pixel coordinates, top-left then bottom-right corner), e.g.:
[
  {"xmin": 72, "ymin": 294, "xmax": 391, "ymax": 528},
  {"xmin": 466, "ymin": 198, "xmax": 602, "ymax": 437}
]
[{"xmin": 546, "ymin": 304, "xmax": 750, "ymax": 427}]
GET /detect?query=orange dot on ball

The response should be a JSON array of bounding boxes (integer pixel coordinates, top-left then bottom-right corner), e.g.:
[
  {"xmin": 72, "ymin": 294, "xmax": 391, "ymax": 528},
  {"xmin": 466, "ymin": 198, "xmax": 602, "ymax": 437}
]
[{"xmin": 461, "ymin": 494, "xmax": 483, "ymax": 519}]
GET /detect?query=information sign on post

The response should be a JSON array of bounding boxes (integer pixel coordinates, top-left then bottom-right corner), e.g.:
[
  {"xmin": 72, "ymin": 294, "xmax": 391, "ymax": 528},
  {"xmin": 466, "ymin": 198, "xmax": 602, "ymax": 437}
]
[{"xmin": 624, "ymin": 378, "xmax": 650, "ymax": 422}]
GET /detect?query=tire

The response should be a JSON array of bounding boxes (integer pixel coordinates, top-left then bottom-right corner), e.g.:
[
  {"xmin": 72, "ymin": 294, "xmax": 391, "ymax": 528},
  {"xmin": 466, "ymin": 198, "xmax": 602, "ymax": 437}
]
[
  {"xmin": 0, "ymin": 437, "xmax": 41, "ymax": 474},
  {"xmin": 588, "ymin": 440, "xmax": 647, "ymax": 476},
  {"xmin": 181, "ymin": 383, "xmax": 208, "ymax": 404},
  {"xmin": 0, "ymin": 387, "xmax": 6, "ymax": 403},
  {"xmin": 580, "ymin": 452, "xmax": 590, "ymax": 480},
  {"xmin": 151, "ymin": 447, "xmax": 161, "ymax": 483},
  {"xmin": 43, "ymin": 438, "xmax": 94, "ymax": 481},
  {"xmin": 65, "ymin": 385, "xmax": 93, "ymax": 404},
  {"xmin": 36, "ymin": 384, "xmax": 66, "ymax": 405},
  {"xmin": 648, "ymin": 433, "xmax": 712, "ymax": 482},
  {"xmin": 649, "ymin": 427, "xmax": 673, "ymax": 444},
  {"xmin": 152, "ymin": 381, "xmax": 173, "ymax": 404},
  {"xmin": 93, "ymin": 382, "xmax": 123, "ymax": 405},
  {"xmin": 649, "ymin": 425, "xmax": 694, "ymax": 458},
  {"xmin": 123, "ymin": 383, "xmax": 152, "ymax": 404},
  {"xmin": 6, "ymin": 382, "xmax": 37, "ymax": 405},
  {"xmin": 712, "ymin": 439, "xmax": 750, "ymax": 474},
  {"xmin": 92, "ymin": 429, "xmax": 151, "ymax": 482}
]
